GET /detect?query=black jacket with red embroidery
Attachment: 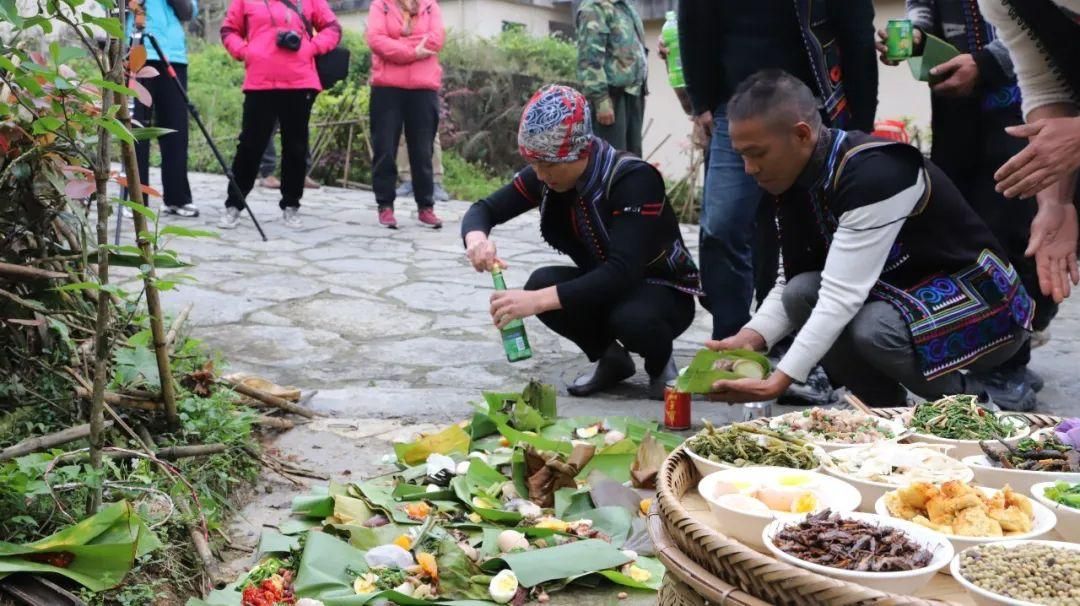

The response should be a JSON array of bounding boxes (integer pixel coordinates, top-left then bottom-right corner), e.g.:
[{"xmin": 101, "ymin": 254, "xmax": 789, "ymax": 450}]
[{"xmin": 460, "ymin": 138, "xmax": 702, "ymax": 309}]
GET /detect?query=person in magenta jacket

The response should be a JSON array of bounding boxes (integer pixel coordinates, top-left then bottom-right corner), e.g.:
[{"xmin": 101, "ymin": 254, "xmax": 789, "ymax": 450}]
[
  {"xmin": 367, "ymin": 0, "xmax": 445, "ymax": 229},
  {"xmin": 218, "ymin": 0, "xmax": 341, "ymax": 230}
]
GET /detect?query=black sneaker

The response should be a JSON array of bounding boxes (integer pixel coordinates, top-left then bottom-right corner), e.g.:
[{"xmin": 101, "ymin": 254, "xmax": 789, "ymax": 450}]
[
  {"xmin": 778, "ymin": 364, "xmax": 836, "ymax": 407},
  {"xmin": 967, "ymin": 367, "xmax": 1038, "ymax": 412},
  {"xmin": 164, "ymin": 204, "xmax": 200, "ymax": 218}
]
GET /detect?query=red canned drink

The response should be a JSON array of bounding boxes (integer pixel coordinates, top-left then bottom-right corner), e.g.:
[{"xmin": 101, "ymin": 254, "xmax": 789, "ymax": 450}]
[{"xmin": 663, "ymin": 381, "xmax": 691, "ymax": 430}]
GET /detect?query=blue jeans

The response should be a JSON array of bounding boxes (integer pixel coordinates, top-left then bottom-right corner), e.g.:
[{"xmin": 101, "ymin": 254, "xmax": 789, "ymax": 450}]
[{"xmin": 699, "ymin": 107, "xmax": 763, "ymax": 339}]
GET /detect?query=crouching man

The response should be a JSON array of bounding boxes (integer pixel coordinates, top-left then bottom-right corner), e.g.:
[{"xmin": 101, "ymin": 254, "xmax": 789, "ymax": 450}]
[{"xmin": 708, "ymin": 70, "xmax": 1034, "ymax": 407}]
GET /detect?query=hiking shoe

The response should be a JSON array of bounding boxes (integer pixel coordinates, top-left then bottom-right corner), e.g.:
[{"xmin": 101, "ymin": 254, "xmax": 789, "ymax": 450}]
[
  {"xmin": 778, "ymin": 364, "xmax": 836, "ymax": 407},
  {"xmin": 164, "ymin": 204, "xmax": 200, "ymax": 218},
  {"xmin": 304, "ymin": 176, "xmax": 320, "ymax": 189},
  {"xmin": 434, "ymin": 183, "xmax": 450, "ymax": 202},
  {"xmin": 378, "ymin": 206, "xmax": 398, "ymax": 229},
  {"xmin": 219, "ymin": 207, "xmax": 241, "ymax": 229},
  {"xmin": 259, "ymin": 175, "xmax": 281, "ymax": 189},
  {"xmin": 282, "ymin": 207, "xmax": 303, "ymax": 229},
  {"xmin": 417, "ymin": 207, "xmax": 443, "ymax": 229},
  {"xmin": 968, "ymin": 367, "xmax": 1038, "ymax": 412},
  {"xmin": 396, "ymin": 181, "xmax": 414, "ymax": 197}
]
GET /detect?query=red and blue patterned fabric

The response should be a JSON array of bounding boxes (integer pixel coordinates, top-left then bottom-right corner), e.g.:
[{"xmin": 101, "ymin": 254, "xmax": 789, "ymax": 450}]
[{"xmin": 517, "ymin": 85, "xmax": 594, "ymax": 163}]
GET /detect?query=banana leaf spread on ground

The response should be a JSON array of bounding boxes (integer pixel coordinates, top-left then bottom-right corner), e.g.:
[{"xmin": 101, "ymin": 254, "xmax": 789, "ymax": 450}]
[{"xmin": 193, "ymin": 382, "xmax": 676, "ymax": 606}]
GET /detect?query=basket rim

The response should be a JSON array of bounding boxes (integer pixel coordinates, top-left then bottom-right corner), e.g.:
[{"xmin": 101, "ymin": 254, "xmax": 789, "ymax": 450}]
[{"xmin": 652, "ymin": 406, "xmax": 1064, "ymax": 605}]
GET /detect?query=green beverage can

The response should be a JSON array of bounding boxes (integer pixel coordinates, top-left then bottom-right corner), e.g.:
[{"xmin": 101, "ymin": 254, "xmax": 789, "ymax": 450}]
[
  {"xmin": 491, "ymin": 265, "xmax": 533, "ymax": 363},
  {"xmin": 886, "ymin": 19, "xmax": 914, "ymax": 61}
]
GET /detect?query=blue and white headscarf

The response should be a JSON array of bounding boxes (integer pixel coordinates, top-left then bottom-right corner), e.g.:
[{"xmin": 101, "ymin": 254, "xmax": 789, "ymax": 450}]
[{"xmin": 517, "ymin": 85, "xmax": 593, "ymax": 163}]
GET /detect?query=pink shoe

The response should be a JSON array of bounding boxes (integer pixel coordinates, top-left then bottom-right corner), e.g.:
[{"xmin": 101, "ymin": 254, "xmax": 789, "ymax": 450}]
[
  {"xmin": 417, "ymin": 207, "xmax": 443, "ymax": 229},
  {"xmin": 378, "ymin": 207, "xmax": 398, "ymax": 229}
]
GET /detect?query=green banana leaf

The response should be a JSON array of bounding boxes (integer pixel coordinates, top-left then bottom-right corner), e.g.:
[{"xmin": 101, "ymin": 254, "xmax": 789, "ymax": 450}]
[
  {"xmin": 568, "ymin": 508, "xmax": 632, "ymax": 548},
  {"xmin": 393, "ymin": 483, "xmax": 457, "ymax": 503},
  {"xmin": 675, "ymin": 349, "xmax": 772, "ymax": 393},
  {"xmin": 451, "ymin": 475, "xmax": 522, "ymax": 525},
  {"xmin": 394, "ymin": 424, "xmax": 472, "ymax": 466},
  {"xmin": 258, "ymin": 530, "xmax": 301, "ymax": 555},
  {"xmin": 482, "ymin": 539, "xmax": 632, "ymax": 587},
  {"xmin": 185, "ymin": 582, "xmax": 243, "ymax": 606},
  {"xmin": 521, "ymin": 381, "xmax": 558, "ymax": 419},
  {"xmin": 0, "ymin": 501, "xmax": 157, "ymax": 591},
  {"xmin": 510, "ymin": 399, "xmax": 548, "ymax": 432},
  {"xmin": 330, "ymin": 493, "xmax": 376, "ymax": 526},
  {"xmin": 577, "ymin": 439, "xmax": 638, "ymax": 483},
  {"xmin": 293, "ymin": 492, "xmax": 336, "ymax": 519},
  {"xmin": 354, "ymin": 480, "xmax": 460, "ymax": 525},
  {"xmin": 592, "ymin": 555, "xmax": 665, "ymax": 591},
  {"xmin": 279, "ymin": 518, "xmax": 322, "ymax": 535},
  {"xmin": 554, "ymin": 487, "xmax": 594, "ymax": 519}
]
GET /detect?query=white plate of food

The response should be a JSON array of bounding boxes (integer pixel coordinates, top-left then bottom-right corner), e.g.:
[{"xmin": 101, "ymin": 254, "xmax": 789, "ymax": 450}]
[
  {"xmin": 684, "ymin": 422, "xmax": 825, "ymax": 478},
  {"xmin": 1030, "ymin": 481, "xmax": 1080, "ymax": 543},
  {"xmin": 950, "ymin": 540, "xmax": 1080, "ymax": 605},
  {"xmin": 873, "ymin": 481, "xmax": 1057, "ymax": 555},
  {"xmin": 902, "ymin": 395, "xmax": 1030, "ymax": 459},
  {"xmin": 698, "ymin": 466, "xmax": 861, "ymax": 550},
  {"xmin": 768, "ymin": 408, "xmax": 910, "ymax": 453},
  {"xmin": 763, "ymin": 510, "xmax": 953, "ymax": 595},
  {"xmin": 824, "ymin": 442, "xmax": 974, "ymax": 512}
]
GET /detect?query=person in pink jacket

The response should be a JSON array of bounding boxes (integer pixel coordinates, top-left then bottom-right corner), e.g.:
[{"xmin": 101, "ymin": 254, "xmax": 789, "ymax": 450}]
[
  {"xmin": 367, "ymin": 0, "xmax": 445, "ymax": 229},
  {"xmin": 218, "ymin": 0, "xmax": 341, "ymax": 229}
]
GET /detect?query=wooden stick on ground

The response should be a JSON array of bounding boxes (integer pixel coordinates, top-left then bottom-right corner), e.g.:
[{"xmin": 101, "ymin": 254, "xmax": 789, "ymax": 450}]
[
  {"xmin": 0, "ymin": 422, "xmax": 115, "ymax": 461},
  {"xmin": 252, "ymin": 415, "xmax": 298, "ymax": 430},
  {"xmin": 75, "ymin": 387, "xmax": 161, "ymax": 411},
  {"xmin": 0, "ymin": 262, "xmax": 67, "ymax": 281},
  {"xmin": 104, "ymin": 443, "xmax": 228, "ymax": 461},
  {"xmin": 175, "ymin": 496, "xmax": 229, "ymax": 588},
  {"xmin": 164, "ymin": 303, "xmax": 193, "ymax": 351},
  {"xmin": 219, "ymin": 378, "xmax": 321, "ymax": 419}
]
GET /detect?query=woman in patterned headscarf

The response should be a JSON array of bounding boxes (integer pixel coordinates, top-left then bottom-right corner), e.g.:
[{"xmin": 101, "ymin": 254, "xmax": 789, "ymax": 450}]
[{"xmin": 460, "ymin": 85, "xmax": 702, "ymax": 400}]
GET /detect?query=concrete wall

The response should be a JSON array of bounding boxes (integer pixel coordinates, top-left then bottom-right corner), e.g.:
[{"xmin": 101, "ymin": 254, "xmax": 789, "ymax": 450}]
[{"xmin": 339, "ymin": 0, "xmax": 572, "ymax": 39}]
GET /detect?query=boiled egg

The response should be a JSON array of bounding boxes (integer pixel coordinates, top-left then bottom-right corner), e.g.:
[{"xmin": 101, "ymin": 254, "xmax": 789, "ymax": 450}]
[
  {"xmin": 712, "ymin": 480, "xmax": 758, "ymax": 497},
  {"xmin": 775, "ymin": 473, "xmax": 816, "ymax": 489},
  {"xmin": 716, "ymin": 493, "xmax": 772, "ymax": 515},
  {"xmin": 756, "ymin": 487, "xmax": 820, "ymax": 513}
]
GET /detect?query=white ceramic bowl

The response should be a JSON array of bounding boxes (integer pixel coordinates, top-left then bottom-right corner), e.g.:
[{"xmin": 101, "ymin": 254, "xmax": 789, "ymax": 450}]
[
  {"xmin": 761, "ymin": 511, "xmax": 954, "ymax": 595},
  {"xmin": 698, "ymin": 466, "xmax": 861, "ymax": 551},
  {"xmin": 768, "ymin": 412, "xmax": 911, "ymax": 453},
  {"xmin": 906, "ymin": 416, "xmax": 1031, "ymax": 460},
  {"xmin": 1031, "ymin": 481, "xmax": 1080, "ymax": 542},
  {"xmin": 950, "ymin": 540, "xmax": 1080, "ymax": 605},
  {"xmin": 824, "ymin": 444, "xmax": 974, "ymax": 512},
  {"xmin": 963, "ymin": 455, "xmax": 1080, "ymax": 495},
  {"xmin": 873, "ymin": 486, "xmax": 1057, "ymax": 555},
  {"xmin": 685, "ymin": 442, "xmax": 826, "ymax": 478}
]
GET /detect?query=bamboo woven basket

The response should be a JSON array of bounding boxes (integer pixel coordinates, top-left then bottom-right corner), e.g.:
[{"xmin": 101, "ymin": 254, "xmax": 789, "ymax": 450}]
[{"xmin": 651, "ymin": 407, "xmax": 1064, "ymax": 606}]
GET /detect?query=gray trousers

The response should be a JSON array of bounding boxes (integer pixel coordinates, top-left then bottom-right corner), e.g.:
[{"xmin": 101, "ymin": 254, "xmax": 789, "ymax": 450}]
[
  {"xmin": 783, "ymin": 272, "xmax": 1028, "ymax": 406},
  {"xmin": 592, "ymin": 88, "xmax": 644, "ymax": 157}
]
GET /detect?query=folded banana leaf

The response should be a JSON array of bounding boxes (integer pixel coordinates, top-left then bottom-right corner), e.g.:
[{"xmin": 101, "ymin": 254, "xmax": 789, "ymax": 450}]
[
  {"xmin": 675, "ymin": 349, "xmax": 772, "ymax": 393},
  {"xmin": 0, "ymin": 501, "xmax": 159, "ymax": 591},
  {"xmin": 394, "ymin": 424, "xmax": 472, "ymax": 466},
  {"xmin": 481, "ymin": 539, "xmax": 631, "ymax": 587}
]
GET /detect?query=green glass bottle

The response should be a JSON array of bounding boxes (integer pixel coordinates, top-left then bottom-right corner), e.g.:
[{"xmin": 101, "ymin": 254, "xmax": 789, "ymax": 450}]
[{"xmin": 491, "ymin": 265, "xmax": 533, "ymax": 362}]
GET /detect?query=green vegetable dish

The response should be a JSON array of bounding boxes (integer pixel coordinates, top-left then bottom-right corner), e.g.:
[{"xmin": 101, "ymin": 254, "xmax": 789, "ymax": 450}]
[
  {"xmin": 1044, "ymin": 481, "xmax": 1080, "ymax": 510},
  {"xmin": 687, "ymin": 422, "xmax": 820, "ymax": 470},
  {"xmin": 907, "ymin": 395, "xmax": 1025, "ymax": 440}
]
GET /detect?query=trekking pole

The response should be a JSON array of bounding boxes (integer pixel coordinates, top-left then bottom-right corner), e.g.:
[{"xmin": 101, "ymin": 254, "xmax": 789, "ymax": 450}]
[{"xmin": 137, "ymin": 30, "xmax": 268, "ymax": 241}]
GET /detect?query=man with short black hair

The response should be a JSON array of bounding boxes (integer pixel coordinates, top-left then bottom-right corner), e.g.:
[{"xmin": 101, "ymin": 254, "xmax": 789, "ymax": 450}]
[{"xmin": 706, "ymin": 70, "xmax": 1034, "ymax": 408}]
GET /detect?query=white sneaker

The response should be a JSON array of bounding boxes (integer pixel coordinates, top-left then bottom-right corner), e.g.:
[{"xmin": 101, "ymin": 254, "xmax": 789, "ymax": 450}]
[
  {"xmin": 218, "ymin": 207, "xmax": 241, "ymax": 229},
  {"xmin": 282, "ymin": 207, "xmax": 303, "ymax": 229}
]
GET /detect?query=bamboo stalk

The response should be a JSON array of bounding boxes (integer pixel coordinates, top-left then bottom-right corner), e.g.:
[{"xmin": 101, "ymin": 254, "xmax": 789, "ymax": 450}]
[
  {"xmin": 75, "ymin": 386, "xmax": 161, "ymax": 411},
  {"xmin": 0, "ymin": 262, "xmax": 67, "ymax": 280},
  {"xmin": 164, "ymin": 303, "xmax": 193, "ymax": 351},
  {"xmin": 115, "ymin": 91, "xmax": 179, "ymax": 428},
  {"xmin": 175, "ymin": 495, "xmax": 229, "ymax": 588},
  {"xmin": 104, "ymin": 443, "xmax": 228, "ymax": 461},
  {"xmin": 252, "ymin": 415, "xmax": 297, "ymax": 430},
  {"xmin": 219, "ymin": 378, "xmax": 321, "ymax": 419},
  {"xmin": 0, "ymin": 422, "xmax": 115, "ymax": 461}
]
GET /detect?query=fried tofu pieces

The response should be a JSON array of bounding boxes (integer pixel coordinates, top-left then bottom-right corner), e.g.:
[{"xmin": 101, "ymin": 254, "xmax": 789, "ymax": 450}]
[{"xmin": 883, "ymin": 481, "xmax": 1034, "ymax": 536}]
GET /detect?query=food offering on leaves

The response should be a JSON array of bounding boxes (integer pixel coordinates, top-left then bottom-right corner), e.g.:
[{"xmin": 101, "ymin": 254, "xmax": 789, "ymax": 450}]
[
  {"xmin": 239, "ymin": 558, "xmax": 296, "ymax": 606},
  {"xmin": 686, "ymin": 422, "xmax": 822, "ymax": 473},
  {"xmin": 952, "ymin": 541, "xmax": 1080, "ymax": 605},
  {"xmin": 675, "ymin": 349, "xmax": 771, "ymax": 393},
  {"xmin": 769, "ymin": 408, "xmax": 907, "ymax": 450},
  {"xmin": 22, "ymin": 551, "xmax": 76, "ymax": 568},
  {"xmin": 882, "ymin": 481, "xmax": 1036, "ymax": 537},
  {"xmin": 771, "ymin": 509, "xmax": 933, "ymax": 572}
]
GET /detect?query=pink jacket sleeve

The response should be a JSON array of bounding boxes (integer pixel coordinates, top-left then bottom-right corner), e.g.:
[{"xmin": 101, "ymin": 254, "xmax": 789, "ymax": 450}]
[
  {"xmin": 219, "ymin": 0, "xmax": 248, "ymax": 61},
  {"xmin": 366, "ymin": 1, "xmax": 420, "ymax": 64},
  {"xmin": 310, "ymin": 0, "xmax": 343, "ymax": 55},
  {"xmin": 424, "ymin": 1, "xmax": 445, "ymax": 52}
]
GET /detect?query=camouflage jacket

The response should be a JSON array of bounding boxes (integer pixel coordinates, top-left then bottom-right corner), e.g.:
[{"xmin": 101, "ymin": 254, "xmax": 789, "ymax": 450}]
[{"xmin": 575, "ymin": 0, "xmax": 648, "ymax": 113}]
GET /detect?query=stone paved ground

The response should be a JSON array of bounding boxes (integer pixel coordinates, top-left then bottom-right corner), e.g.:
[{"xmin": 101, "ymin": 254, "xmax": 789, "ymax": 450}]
[{"xmin": 135, "ymin": 169, "xmax": 1078, "ymax": 604}]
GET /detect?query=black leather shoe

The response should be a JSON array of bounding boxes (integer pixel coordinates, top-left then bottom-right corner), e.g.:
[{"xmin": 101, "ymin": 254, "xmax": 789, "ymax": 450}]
[
  {"xmin": 647, "ymin": 356, "xmax": 678, "ymax": 400},
  {"xmin": 568, "ymin": 344, "xmax": 635, "ymax": 397}
]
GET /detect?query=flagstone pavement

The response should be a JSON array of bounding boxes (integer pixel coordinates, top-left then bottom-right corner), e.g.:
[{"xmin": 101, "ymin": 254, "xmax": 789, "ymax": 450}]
[{"xmin": 136, "ymin": 169, "xmax": 1078, "ymax": 603}]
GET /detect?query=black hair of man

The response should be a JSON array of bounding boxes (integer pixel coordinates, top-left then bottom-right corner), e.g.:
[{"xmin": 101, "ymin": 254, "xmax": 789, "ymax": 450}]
[{"xmin": 727, "ymin": 69, "xmax": 824, "ymax": 132}]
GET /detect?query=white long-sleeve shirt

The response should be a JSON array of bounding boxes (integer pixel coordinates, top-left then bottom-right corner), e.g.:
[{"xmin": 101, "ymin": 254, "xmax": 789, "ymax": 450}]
[
  {"xmin": 744, "ymin": 171, "xmax": 927, "ymax": 382},
  {"xmin": 978, "ymin": 0, "xmax": 1080, "ymax": 117}
]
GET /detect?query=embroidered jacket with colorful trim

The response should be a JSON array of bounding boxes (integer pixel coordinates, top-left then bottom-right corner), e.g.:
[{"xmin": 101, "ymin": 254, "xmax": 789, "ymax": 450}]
[
  {"xmin": 460, "ymin": 138, "xmax": 703, "ymax": 309},
  {"xmin": 745, "ymin": 128, "xmax": 1033, "ymax": 382}
]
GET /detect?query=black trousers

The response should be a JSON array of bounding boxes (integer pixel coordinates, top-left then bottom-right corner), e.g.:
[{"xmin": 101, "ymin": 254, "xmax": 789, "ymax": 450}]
[
  {"xmin": 592, "ymin": 87, "xmax": 645, "ymax": 157},
  {"xmin": 370, "ymin": 86, "xmax": 439, "ymax": 209},
  {"xmin": 524, "ymin": 266, "xmax": 696, "ymax": 376},
  {"xmin": 931, "ymin": 101, "xmax": 1058, "ymax": 369},
  {"xmin": 226, "ymin": 90, "xmax": 316, "ymax": 210},
  {"xmin": 134, "ymin": 60, "xmax": 192, "ymax": 209}
]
